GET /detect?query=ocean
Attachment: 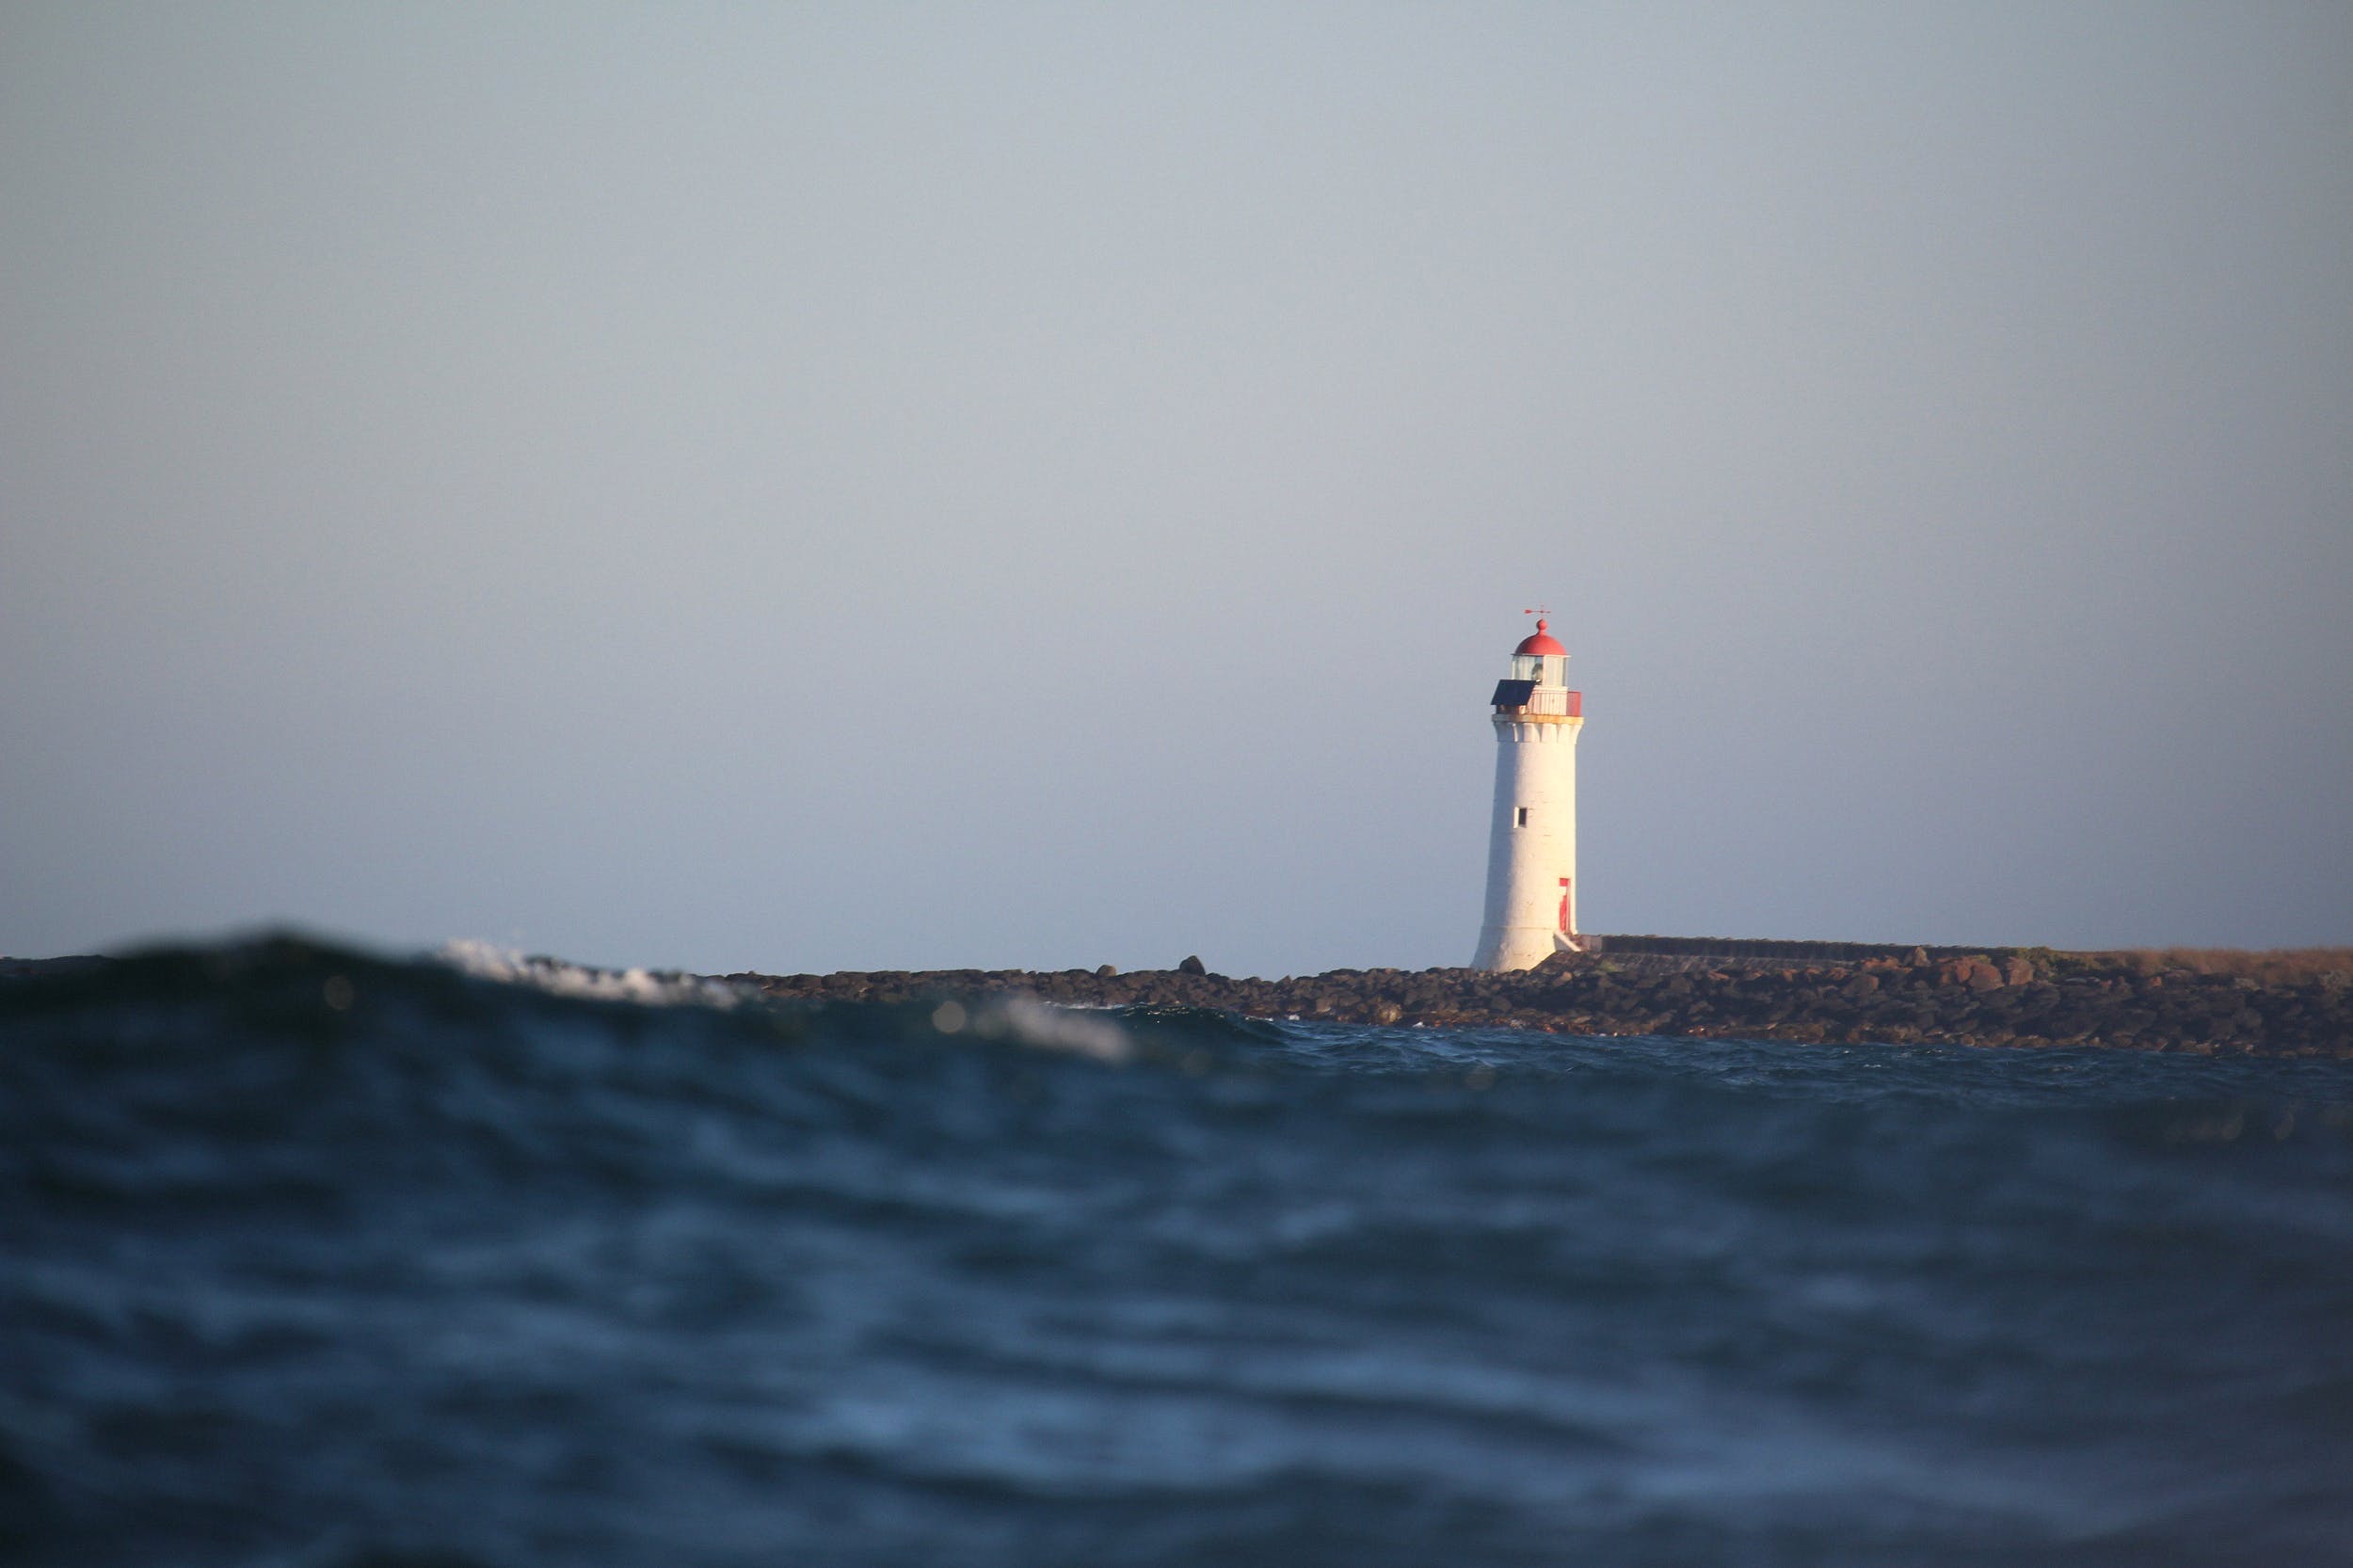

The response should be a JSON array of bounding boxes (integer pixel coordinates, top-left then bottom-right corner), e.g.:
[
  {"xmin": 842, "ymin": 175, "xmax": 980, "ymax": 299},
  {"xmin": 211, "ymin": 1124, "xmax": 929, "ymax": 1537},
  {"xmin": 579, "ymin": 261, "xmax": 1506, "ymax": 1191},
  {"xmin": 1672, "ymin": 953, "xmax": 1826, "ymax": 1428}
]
[{"xmin": 4, "ymin": 937, "xmax": 2349, "ymax": 1566}]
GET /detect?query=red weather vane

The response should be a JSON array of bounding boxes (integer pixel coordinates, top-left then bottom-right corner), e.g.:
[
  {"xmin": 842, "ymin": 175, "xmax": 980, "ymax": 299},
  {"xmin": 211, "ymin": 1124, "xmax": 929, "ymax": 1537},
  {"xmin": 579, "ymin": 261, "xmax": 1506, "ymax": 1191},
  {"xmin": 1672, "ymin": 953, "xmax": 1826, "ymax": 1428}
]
[{"xmin": 1523, "ymin": 606, "xmax": 1550, "ymax": 621}]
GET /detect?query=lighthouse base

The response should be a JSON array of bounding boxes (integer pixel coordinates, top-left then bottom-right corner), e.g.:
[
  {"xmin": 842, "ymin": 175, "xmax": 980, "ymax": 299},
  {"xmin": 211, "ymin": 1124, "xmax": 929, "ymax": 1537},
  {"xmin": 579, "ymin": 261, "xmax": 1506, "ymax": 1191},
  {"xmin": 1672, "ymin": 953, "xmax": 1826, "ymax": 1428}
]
[{"xmin": 1473, "ymin": 927, "xmax": 1585, "ymax": 972}]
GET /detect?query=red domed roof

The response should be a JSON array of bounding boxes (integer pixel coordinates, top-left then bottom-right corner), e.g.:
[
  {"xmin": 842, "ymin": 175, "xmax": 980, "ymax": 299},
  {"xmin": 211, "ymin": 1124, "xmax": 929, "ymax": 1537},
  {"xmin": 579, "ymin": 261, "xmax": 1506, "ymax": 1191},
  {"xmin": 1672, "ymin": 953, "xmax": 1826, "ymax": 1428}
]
[{"xmin": 1514, "ymin": 617, "xmax": 1565, "ymax": 657}]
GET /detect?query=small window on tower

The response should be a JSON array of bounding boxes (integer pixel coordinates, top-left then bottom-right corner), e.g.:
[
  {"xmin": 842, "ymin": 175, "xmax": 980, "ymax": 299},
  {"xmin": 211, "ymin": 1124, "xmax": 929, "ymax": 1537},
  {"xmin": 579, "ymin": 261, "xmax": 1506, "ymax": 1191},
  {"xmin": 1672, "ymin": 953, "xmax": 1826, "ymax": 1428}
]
[{"xmin": 1516, "ymin": 808, "xmax": 1529, "ymax": 827}]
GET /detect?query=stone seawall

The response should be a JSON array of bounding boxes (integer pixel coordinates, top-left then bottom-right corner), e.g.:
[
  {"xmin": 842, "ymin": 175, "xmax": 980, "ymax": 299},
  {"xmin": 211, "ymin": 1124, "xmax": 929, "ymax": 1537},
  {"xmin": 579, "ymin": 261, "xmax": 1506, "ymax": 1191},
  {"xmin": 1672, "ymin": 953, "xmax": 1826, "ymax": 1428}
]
[
  {"xmin": 1582, "ymin": 934, "xmax": 1993, "ymax": 964},
  {"xmin": 736, "ymin": 943, "xmax": 2353, "ymax": 1058}
]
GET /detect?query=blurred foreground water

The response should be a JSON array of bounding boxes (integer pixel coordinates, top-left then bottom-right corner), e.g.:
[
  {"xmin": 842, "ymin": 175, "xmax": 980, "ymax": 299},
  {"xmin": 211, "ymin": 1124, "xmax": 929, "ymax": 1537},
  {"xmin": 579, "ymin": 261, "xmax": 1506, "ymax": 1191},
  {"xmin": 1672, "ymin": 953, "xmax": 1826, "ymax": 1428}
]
[{"xmin": 3, "ymin": 938, "xmax": 2350, "ymax": 1566}]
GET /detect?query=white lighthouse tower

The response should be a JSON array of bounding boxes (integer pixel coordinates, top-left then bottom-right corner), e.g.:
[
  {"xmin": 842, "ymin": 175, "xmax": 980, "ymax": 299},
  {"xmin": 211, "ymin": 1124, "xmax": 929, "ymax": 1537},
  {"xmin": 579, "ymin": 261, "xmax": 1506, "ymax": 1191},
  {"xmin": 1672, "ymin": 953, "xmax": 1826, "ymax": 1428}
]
[{"xmin": 1473, "ymin": 615, "xmax": 1585, "ymax": 970}]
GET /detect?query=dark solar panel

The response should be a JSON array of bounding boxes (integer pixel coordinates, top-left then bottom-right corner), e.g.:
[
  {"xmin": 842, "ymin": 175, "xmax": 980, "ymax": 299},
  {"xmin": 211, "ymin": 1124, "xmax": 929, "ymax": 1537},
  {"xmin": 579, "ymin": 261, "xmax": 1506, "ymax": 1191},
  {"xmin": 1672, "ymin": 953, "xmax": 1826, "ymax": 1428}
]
[{"xmin": 1491, "ymin": 679, "xmax": 1536, "ymax": 707}]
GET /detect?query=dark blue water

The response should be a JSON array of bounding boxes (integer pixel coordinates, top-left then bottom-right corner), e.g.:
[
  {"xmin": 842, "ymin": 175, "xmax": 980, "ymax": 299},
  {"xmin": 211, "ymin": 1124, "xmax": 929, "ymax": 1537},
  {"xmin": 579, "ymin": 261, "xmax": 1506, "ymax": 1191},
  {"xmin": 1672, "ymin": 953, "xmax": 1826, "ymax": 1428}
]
[{"xmin": 5, "ymin": 938, "xmax": 2350, "ymax": 1566}]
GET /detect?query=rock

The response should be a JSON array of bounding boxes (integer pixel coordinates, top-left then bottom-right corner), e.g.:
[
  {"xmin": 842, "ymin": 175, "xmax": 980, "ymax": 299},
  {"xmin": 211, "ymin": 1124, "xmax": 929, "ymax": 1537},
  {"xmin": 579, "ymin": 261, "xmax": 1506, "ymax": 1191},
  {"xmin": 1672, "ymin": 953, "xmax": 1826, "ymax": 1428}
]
[{"xmin": 703, "ymin": 952, "xmax": 2348, "ymax": 1060}]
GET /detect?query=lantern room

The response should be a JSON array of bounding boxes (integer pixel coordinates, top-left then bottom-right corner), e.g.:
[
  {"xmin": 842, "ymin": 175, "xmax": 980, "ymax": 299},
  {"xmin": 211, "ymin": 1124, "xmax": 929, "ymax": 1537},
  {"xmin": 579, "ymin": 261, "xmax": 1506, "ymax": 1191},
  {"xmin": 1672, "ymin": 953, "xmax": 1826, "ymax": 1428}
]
[
  {"xmin": 1511, "ymin": 619, "xmax": 1569, "ymax": 687},
  {"xmin": 1493, "ymin": 618, "xmax": 1581, "ymax": 717}
]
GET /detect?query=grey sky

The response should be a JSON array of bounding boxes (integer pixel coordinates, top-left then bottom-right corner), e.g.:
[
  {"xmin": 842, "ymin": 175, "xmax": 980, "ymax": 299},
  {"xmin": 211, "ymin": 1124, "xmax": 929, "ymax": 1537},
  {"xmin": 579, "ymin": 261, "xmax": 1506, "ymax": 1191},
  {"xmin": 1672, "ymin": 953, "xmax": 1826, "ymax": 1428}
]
[{"xmin": 3, "ymin": 4, "xmax": 2347, "ymax": 975}]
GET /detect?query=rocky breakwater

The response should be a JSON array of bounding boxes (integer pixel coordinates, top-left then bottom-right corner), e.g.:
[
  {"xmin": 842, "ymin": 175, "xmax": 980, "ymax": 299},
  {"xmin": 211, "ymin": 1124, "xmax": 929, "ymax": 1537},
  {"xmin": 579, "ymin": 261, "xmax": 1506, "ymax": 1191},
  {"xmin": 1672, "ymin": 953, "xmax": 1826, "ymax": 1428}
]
[{"xmin": 735, "ymin": 949, "xmax": 2353, "ymax": 1058}]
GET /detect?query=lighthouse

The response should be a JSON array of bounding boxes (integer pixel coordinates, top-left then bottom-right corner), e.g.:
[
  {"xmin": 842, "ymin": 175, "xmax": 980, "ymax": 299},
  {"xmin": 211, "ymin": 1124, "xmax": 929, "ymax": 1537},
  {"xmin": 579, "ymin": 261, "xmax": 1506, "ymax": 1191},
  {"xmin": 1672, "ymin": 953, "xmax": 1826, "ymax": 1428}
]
[{"xmin": 1473, "ymin": 615, "xmax": 1585, "ymax": 970}]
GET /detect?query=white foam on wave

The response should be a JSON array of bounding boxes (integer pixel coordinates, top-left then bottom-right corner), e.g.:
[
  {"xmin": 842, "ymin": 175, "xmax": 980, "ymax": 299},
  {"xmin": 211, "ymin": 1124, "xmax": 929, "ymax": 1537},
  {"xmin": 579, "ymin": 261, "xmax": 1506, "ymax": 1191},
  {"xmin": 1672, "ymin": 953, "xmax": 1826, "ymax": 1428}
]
[
  {"xmin": 435, "ymin": 942, "xmax": 1132, "ymax": 1061},
  {"xmin": 930, "ymin": 992, "xmax": 1133, "ymax": 1064},
  {"xmin": 434, "ymin": 939, "xmax": 751, "ymax": 1010}
]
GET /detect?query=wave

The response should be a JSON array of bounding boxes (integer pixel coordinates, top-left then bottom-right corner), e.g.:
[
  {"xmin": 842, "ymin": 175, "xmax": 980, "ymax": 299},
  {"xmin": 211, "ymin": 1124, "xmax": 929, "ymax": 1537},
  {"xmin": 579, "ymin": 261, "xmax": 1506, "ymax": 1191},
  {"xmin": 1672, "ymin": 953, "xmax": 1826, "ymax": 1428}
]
[{"xmin": 3, "ymin": 935, "xmax": 2350, "ymax": 1565}]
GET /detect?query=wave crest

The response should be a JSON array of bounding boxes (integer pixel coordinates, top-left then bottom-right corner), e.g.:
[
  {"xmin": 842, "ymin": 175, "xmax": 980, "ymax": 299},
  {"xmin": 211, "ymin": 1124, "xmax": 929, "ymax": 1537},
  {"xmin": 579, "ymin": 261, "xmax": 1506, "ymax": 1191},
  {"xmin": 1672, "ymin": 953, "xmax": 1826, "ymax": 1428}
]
[{"xmin": 433, "ymin": 939, "xmax": 750, "ymax": 1009}]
